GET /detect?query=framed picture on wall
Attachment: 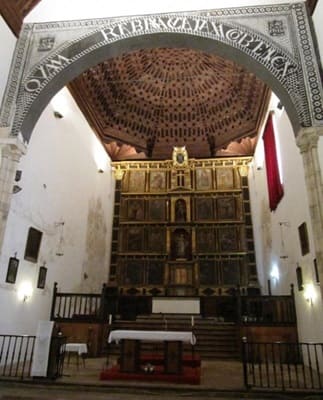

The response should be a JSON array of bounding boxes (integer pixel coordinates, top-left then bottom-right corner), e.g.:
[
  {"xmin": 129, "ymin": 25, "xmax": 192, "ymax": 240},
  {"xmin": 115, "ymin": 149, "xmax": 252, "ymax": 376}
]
[
  {"xmin": 195, "ymin": 197, "xmax": 213, "ymax": 220},
  {"xmin": 148, "ymin": 199, "xmax": 166, "ymax": 221},
  {"xmin": 37, "ymin": 266, "xmax": 47, "ymax": 289},
  {"xmin": 124, "ymin": 260, "xmax": 143, "ymax": 285},
  {"xmin": 150, "ymin": 171, "xmax": 166, "ymax": 191},
  {"xmin": 146, "ymin": 261, "xmax": 164, "ymax": 285},
  {"xmin": 216, "ymin": 197, "xmax": 236, "ymax": 220},
  {"xmin": 146, "ymin": 227, "xmax": 166, "ymax": 252},
  {"xmin": 196, "ymin": 168, "xmax": 212, "ymax": 190},
  {"xmin": 298, "ymin": 222, "xmax": 310, "ymax": 256},
  {"xmin": 216, "ymin": 168, "xmax": 235, "ymax": 189},
  {"xmin": 127, "ymin": 226, "xmax": 144, "ymax": 252},
  {"xmin": 218, "ymin": 226, "xmax": 239, "ymax": 252},
  {"xmin": 126, "ymin": 199, "xmax": 145, "ymax": 221},
  {"xmin": 199, "ymin": 260, "xmax": 217, "ymax": 285},
  {"xmin": 196, "ymin": 228, "xmax": 215, "ymax": 253},
  {"xmin": 5, "ymin": 257, "xmax": 19, "ymax": 284},
  {"xmin": 24, "ymin": 227, "xmax": 43, "ymax": 263},
  {"xmin": 221, "ymin": 259, "xmax": 241, "ymax": 285},
  {"xmin": 128, "ymin": 171, "xmax": 146, "ymax": 192}
]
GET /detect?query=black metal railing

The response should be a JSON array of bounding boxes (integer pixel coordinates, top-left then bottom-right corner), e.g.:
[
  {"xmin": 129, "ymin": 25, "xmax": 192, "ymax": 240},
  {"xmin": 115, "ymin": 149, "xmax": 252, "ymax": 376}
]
[
  {"xmin": 242, "ymin": 338, "xmax": 323, "ymax": 391},
  {"xmin": 0, "ymin": 334, "xmax": 36, "ymax": 379}
]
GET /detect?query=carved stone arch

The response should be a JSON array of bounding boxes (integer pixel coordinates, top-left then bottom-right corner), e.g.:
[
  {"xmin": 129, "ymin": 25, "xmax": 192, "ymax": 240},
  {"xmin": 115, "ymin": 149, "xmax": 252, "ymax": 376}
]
[{"xmin": 1, "ymin": 4, "xmax": 322, "ymax": 143}]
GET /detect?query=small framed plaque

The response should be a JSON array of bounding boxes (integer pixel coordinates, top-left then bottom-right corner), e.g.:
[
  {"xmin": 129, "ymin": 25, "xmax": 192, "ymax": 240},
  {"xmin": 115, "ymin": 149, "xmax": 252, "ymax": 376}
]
[{"xmin": 6, "ymin": 257, "xmax": 19, "ymax": 284}]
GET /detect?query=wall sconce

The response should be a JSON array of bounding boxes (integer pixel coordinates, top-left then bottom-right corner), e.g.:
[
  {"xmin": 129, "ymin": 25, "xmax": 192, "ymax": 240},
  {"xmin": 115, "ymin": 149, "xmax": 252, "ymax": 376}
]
[
  {"xmin": 303, "ymin": 283, "xmax": 316, "ymax": 305},
  {"xmin": 15, "ymin": 170, "xmax": 22, "ymax": 182},
  {"xmin": 12, "ymin": 185, "xmax": 22, "ymax": 194},
  {"xmin": 17, "ymin": 281, "xmax": 33, "ymax": 302},
  {"xmin": 51, "ymin": 88, "xmax": 70, "ymax": 119},
  {"xmin": 53, "ymin": 110, "xmax": 63, "ymax": 119},
  {"xmin": 270, "ymin": 264, "xmax": 280, "ymax": 281}
]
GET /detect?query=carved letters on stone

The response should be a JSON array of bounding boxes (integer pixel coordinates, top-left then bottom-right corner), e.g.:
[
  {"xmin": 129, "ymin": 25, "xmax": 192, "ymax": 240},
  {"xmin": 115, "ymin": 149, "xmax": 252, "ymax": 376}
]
[{"xmin": 1, "ymin": 3, "xmax": 323, "ymax": 139}]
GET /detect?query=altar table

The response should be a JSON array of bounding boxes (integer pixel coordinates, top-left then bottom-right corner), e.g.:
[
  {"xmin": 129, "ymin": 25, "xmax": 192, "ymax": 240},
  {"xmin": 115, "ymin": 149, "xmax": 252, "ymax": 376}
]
[{"xmin": 108, "ymin": 330, "xmax": 196, "ymax": 374}]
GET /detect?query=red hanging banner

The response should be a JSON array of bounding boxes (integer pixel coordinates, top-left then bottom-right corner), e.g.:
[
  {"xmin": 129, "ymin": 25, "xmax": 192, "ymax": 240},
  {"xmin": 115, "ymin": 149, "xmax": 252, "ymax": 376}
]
[{"xmin": 263, "ymin": 114, "xmax": 284, "ymax": 211}]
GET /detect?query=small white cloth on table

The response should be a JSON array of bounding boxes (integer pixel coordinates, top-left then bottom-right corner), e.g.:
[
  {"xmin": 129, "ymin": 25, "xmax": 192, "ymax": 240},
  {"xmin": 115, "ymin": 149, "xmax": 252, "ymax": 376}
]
[{"xmin": 65, "ymin": 343, "xmax": 88, "ymax": 355}]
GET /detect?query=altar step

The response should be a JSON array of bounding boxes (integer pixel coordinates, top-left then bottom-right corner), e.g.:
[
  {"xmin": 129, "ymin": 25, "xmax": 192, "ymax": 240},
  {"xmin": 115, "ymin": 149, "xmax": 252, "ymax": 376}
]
[
  {"xmin": 100, "ymin": 364, "xmax": 201, "ymax": 385},
  {"xmin": 108, "ymin": 314, "xmax": 240, "ymax": 360}
]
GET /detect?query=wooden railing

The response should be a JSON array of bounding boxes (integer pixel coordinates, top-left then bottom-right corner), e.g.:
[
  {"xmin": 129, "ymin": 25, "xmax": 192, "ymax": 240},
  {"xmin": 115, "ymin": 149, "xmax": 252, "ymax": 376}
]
[
  {"xmin": 50, "ymin": 282, "xmax": 103, "ymax": 321},
  {"xmin": 239, "ymin": 295, "xmax": 296, "ymax": 325},
  {"xmin": 50, "ymin": 282, "xmax": 297, "ymax": 326}
]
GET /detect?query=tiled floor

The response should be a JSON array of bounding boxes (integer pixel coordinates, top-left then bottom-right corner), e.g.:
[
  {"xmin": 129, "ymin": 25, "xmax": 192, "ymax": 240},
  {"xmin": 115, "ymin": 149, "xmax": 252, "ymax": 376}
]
[{"xmin": 1, "ymin": 358, "xmax": 323, "ymax": 400}]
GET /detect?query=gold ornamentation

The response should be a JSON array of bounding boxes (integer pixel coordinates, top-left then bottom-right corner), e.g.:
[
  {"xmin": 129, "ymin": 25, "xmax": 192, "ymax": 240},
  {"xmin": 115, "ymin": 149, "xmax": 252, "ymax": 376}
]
[{"xmin": 172, "ymin": 146, "xmax": 188, "ymax": 167}]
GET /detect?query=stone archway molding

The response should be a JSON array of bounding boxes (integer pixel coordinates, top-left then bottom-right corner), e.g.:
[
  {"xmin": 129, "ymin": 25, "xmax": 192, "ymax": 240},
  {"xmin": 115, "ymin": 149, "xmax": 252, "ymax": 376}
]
[
  {"xmin": 0, "ymin": 2, "xmax": 323, "ymax": 143},
  {"xmin": 1, "ymin": 2, "xmax": 323, "ymax": 296}
]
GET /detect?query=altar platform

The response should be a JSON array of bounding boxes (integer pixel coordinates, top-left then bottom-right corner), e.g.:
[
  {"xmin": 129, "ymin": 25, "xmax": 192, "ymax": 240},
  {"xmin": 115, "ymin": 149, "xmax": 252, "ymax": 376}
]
[
  {"xmin": 57, "ymin": 356, "xmax": 244, "ymax": 391},
  {"xmin": 100, "ymin": 352, "xmax": 201, "ymax": 385},
  {"xmin": 105, "ymin": 329, "xmax": 197, "ymax": 381}
]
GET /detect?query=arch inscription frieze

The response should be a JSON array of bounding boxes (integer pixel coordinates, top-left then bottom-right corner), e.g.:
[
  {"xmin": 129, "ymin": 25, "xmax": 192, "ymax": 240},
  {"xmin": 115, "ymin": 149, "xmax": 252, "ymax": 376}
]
[{"xmin": 0, "ymin": 2, "xmax": 322, "ymax": 141}]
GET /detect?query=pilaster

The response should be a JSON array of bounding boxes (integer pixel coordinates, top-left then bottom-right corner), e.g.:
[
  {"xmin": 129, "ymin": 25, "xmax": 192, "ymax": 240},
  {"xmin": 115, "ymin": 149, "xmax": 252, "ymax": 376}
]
[
  {"xmin": 296, "ymin": 126, "xmax": 323, "ymax": 295},
  {"xmin": 0, "ymin": 136, "xmax": 27, "ymax": 252}
]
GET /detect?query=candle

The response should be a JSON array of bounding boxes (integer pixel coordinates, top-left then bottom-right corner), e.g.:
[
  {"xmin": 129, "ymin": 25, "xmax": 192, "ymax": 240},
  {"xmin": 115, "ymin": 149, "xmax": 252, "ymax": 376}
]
[
  {"xmin": 191, "ymin": 316, "xmax": 194, "ymax": 327},
  {"xmin": 109, "ymin": 314, "xmax": 112, "ymax": 325}
]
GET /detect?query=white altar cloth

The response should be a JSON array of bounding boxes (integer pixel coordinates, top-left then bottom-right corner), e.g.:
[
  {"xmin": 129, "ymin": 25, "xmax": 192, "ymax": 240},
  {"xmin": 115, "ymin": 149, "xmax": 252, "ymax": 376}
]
[{"xmin": 108, "ymin": 330, "xmax": 196, "ymax": 345}]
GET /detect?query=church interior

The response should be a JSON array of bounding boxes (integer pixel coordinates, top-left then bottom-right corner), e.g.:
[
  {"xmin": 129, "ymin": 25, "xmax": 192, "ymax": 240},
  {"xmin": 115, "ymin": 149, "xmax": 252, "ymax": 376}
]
[{"xmin": 0, "ymin": 0, "xmax": 323, "ymax": 393}]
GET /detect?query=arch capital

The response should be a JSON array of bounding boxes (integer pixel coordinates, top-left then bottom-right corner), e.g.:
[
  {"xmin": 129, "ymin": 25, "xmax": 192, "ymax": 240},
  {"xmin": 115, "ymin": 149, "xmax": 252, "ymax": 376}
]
[{"xmin": 296, "ymin": 127, "xmax": 321, "ymax": 153}]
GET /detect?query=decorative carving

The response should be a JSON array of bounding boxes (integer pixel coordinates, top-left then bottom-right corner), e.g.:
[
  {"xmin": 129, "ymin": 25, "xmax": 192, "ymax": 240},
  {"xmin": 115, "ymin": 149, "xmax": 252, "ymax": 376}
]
[
  {"xmin": 172, "ymin": 146, "xmax": 188, "ymax": 167},
  {"xmin": 268, "ymin": 20, "xmax": 285, "ymax": 37},
  {"xmin": 38, "ymin": 36, "xmax": 55, "ymax": 52},
  {"xmin": 114, "ymin": 155, "xmax": 256, "ymax": 294}
]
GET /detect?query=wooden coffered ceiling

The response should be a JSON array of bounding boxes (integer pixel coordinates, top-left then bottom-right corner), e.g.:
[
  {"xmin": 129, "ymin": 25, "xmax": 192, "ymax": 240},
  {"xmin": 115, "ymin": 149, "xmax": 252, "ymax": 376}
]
[{"xmin": 0, "ymin": 1, "xmax": 319, "ymax": 160}]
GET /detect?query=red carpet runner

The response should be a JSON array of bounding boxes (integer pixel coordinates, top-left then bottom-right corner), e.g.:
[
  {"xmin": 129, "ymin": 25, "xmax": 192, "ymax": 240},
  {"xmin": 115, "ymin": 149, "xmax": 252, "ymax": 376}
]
[{"xmin": 100, "ymin": 354, "xmax": 201, "ymax": 385}]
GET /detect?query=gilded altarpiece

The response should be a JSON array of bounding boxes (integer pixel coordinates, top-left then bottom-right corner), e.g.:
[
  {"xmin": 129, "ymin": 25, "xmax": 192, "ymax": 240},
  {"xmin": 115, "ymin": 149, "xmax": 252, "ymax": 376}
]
[{"xmin": 111, "ymin": 152, "xmax": 256, "ymax": 299}]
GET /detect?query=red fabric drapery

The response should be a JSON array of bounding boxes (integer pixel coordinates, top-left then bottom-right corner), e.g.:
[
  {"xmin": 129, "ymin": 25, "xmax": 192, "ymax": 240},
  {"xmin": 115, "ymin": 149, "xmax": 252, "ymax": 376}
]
[{"xmin": 263, "ymin": 114, "xmax": 284, "ymax": 211}]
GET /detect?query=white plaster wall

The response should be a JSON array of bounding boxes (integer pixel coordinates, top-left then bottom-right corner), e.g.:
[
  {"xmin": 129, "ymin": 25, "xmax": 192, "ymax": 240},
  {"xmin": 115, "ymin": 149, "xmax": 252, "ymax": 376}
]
[
  {"xmin": 0, "ymin": 16, "xmax": 115, "ymax": 335},
  {"xmin": 249, "ymin": 98, "xmax": 323, "ymax": 342}
]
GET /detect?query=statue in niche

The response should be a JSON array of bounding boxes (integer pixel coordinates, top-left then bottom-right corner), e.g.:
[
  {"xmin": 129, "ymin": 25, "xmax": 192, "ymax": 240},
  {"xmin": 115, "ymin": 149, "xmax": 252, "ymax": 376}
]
[
  {"xmin": 172, "ymin": 229, "xmax": 190, "ymax": 259},
  {"xmin": 175, "ymin": 199, "xmax": 187, "ymax": 222}
]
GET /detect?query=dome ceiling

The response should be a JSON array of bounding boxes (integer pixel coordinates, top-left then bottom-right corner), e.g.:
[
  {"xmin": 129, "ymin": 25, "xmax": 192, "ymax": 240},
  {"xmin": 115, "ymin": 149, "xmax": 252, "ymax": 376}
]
[{"xmin": 69, "ymin": 48, "xmax": 270, "ymax": 160}]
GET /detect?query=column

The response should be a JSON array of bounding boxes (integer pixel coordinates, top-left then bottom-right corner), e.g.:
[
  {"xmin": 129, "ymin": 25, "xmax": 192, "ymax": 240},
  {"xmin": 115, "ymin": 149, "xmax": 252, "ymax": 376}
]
[
  {"xmin": 0, "ymin": 134, "xmax": 26, "ymax": 251},
  {"xmin": 296, "ymin": 126, "xmax": 323, "ymax": 295}
]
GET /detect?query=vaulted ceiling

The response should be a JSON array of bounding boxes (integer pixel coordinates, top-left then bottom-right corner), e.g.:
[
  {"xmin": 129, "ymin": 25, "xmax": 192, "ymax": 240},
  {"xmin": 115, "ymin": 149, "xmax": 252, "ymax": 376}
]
[{"xmin": 0, "ymin": 0, "xmax": 319, "ymax": 160}]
